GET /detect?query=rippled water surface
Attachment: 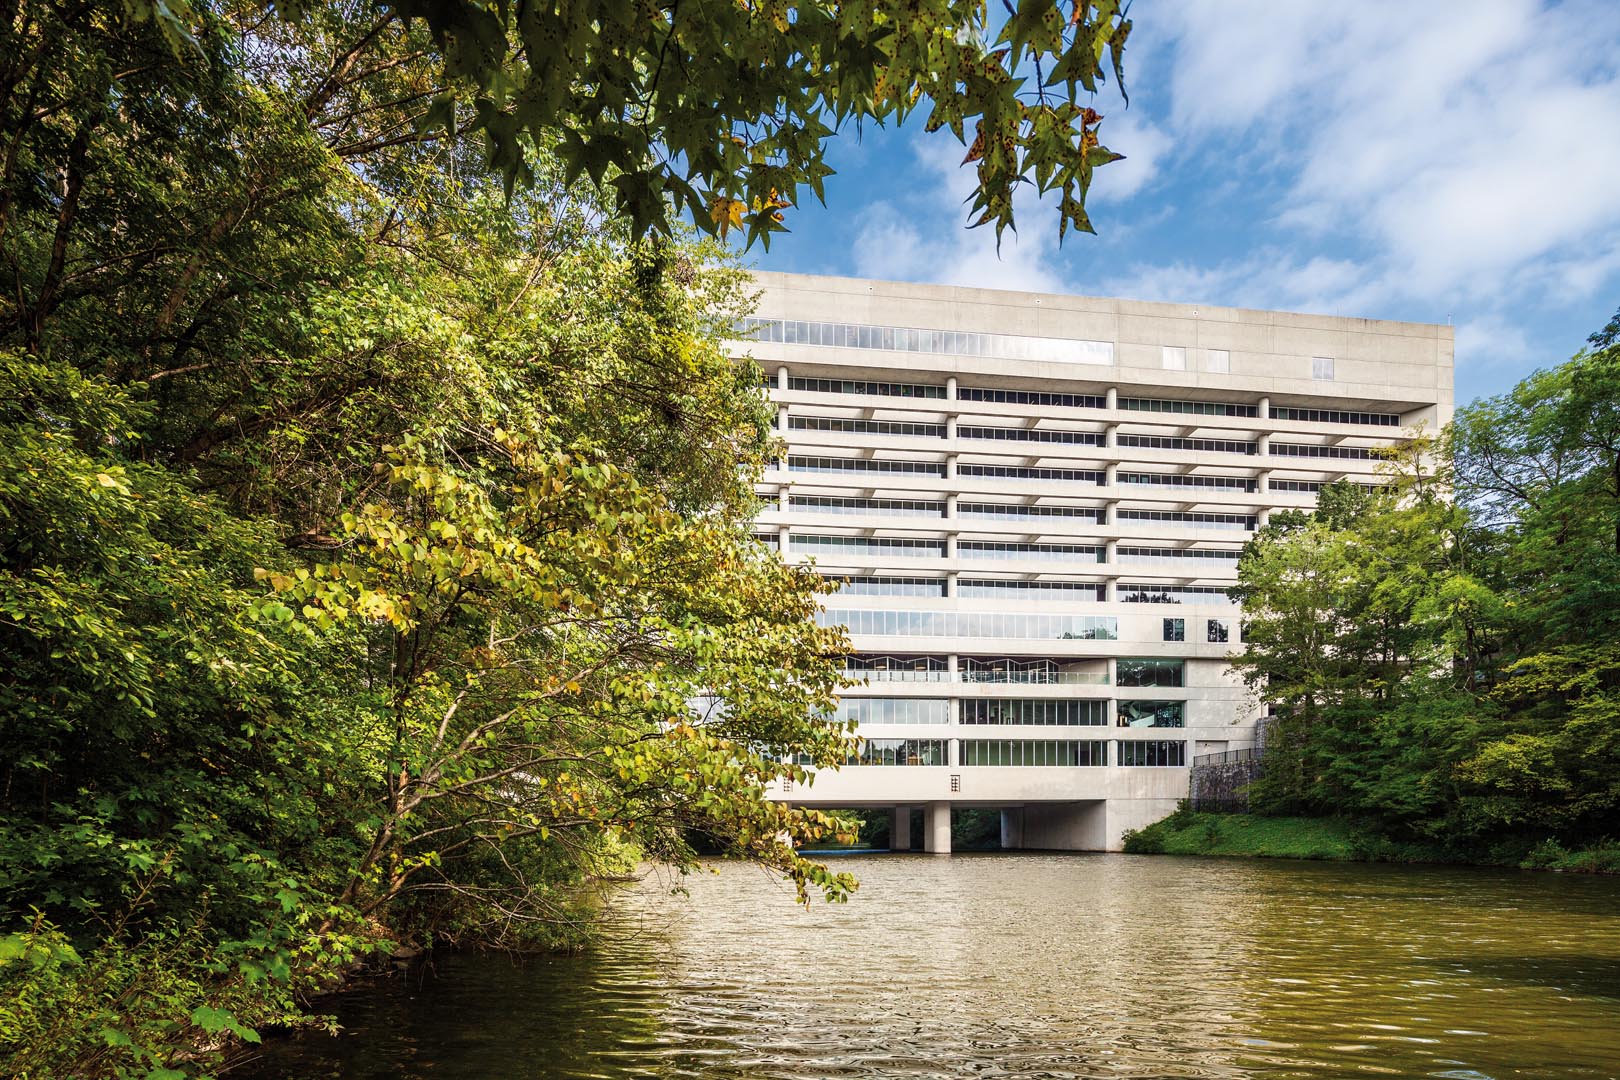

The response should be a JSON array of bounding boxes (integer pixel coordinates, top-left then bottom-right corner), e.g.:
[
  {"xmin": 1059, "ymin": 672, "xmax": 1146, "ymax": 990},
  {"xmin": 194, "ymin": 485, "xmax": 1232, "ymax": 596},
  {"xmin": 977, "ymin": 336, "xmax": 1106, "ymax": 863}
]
[{"xmin": 239, "ymin": 855, "xmax": 1620, "ymax": 1079}]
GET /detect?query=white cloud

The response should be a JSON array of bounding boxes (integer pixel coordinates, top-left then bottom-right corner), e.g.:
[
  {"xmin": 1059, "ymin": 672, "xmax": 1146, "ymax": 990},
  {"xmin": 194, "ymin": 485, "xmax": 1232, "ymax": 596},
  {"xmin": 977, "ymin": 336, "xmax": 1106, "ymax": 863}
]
[
  {"xmin": 848, "ymin": 135, "xmax": 1068, "ymax": 294},
  {"xmin": 1088, "ymin": 113, "xmax": 1173, "ymax": 203},
  {"xmin": 1152, "ymin": 0, "xmax": 1620, "ymax": 308},
  {"xmin": 1454, "ymin": 314, "xmax": 1533, "ymax": 375}
]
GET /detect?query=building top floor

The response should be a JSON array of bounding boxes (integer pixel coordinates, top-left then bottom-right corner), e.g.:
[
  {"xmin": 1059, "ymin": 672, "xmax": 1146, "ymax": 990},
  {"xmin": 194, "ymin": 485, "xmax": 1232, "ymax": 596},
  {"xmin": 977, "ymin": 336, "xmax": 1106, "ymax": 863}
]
[{"xmin": 740, "ymin": 271, "xmax": 1454, "ymax": 424}]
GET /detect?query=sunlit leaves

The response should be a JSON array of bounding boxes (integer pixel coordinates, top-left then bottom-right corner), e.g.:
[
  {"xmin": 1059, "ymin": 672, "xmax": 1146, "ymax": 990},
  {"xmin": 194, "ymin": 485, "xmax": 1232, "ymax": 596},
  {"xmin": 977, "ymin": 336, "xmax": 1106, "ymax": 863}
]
[{"xmin": 205, "ymin": 0, "xmax": 1131, "ymax": 246}]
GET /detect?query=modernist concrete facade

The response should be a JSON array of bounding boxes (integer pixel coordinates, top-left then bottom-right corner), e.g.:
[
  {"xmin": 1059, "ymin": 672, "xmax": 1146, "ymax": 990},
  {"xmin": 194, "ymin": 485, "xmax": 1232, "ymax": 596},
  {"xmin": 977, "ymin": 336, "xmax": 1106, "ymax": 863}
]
[{"xmin": 735, "ymin": 271, "xmax": 1454, "ymax": 852}]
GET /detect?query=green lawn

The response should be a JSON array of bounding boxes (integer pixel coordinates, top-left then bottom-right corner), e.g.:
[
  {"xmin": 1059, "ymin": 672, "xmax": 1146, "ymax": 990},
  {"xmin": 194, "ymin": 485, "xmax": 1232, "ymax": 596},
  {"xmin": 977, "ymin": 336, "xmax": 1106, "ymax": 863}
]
[{"xmin": 1123, "ymin": 810, "xmax": 1369, "ymax": 860}]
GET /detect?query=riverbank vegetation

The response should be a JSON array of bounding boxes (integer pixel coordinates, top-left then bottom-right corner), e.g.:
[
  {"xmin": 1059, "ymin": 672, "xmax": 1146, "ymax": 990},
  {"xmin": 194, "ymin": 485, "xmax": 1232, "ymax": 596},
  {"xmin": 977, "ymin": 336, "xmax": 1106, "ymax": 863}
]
[
  {"xmin": 1170, "ymin": 320, "xmax": 1620, "ymax": 871},
  {"xmin": 0, "ymin": 2, "xmax": 1135, "ymax": 1075},
  {"xmin": 1125, "ymin": 810, "xmax": 1620, "ymax": 874}
]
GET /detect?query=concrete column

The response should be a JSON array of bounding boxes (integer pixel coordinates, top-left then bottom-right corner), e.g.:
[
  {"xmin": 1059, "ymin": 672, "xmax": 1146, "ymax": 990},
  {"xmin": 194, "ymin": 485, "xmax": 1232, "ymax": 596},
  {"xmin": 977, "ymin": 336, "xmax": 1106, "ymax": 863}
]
[
  {"xmin": 1258, "ymin": 469, "xmax": 1271, "ymax": 494},
  {"xmin": 1104, "ymin": 461, "xmax": 1118, "ymax": 488},
  {"xmin": 946, "ymin": 535, "xmax": 958, "ymax": 559},
  {"xmin": 946, "ymin": 415, "xmax": 958, "ymax": 440},
  {"xmin": 1000, "ymin": 808, "xmax": 1024, "ymax": 850},
  {"xmin": 777, "ymin": 365, "xmax": 789, "ymax": 391},
  {"xmin": 945, "ymin": 493, "xmax": 958, "ymax": 518},
  {"xmin": 924, "ymin": 801, "xmax": 952, "ymax": 854},
  {"xmin": 891, "ymin": 806, "xmax": 912, "ymax": 851},
  {"xmin": 946, "ymin": 454, "xmax": 958, "ymax": 480},
  {"xmin": 1256, "ymin": 507, "xmax": 1270, "ymax": 528},
  {"xmin": 1102, "ymin": 500, "xmax": 1115, "ymax": 526},
  {"xmin": 1258, "ymin": 432, "xmax": 1271, "ymax": 456},
  {"xmin": 1105, "ymin": 537, "xmax": 1118, "ymax": 566},
  {"xmin": 944, "ymin": 572, "xmax": 956, "ymax": 597},
  {"xmin": 778, "ymin": 488, "xmax": 789, "ymax": 510},
  {"xmin": 1106, "ymin": 386, "xmax": 1118, "ymax": 411},
  {"xmin": 946, "ymin": 376, "xmax": 958, "ymax": 401},
  {"xmin": 1257, "ymin": 394, "xmax": 1270, "ymax": 419},
  {"xmin": 1105, "ymin": 423, "xmax": 1117, "ymax": 449},
  {"xmin": 777, "ymin": 402, "xmax": 789, "ymax": 432}
]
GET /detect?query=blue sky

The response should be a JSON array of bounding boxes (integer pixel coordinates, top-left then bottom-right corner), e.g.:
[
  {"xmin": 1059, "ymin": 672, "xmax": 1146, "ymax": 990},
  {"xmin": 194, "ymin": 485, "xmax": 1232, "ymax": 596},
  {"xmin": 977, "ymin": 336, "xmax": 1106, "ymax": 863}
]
[{"xmin": 737, "ymin": 0, "xmax": 1620, "ymax": 407}]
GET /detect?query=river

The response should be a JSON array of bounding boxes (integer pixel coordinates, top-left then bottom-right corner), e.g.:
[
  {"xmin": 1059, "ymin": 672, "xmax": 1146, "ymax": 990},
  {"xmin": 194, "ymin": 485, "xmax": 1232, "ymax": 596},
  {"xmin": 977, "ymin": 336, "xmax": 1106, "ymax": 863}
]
[{"xmin": 236, "ymin": 854, "xmax": 1620, "ymax": 1079}]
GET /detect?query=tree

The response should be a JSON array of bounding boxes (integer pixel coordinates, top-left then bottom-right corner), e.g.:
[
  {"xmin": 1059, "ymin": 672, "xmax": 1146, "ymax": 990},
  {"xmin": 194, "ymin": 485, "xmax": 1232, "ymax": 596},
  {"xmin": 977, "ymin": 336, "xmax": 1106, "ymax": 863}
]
[{"xmin": 129, "ymin": 0, "xmax": 1133, "ymax": 244}]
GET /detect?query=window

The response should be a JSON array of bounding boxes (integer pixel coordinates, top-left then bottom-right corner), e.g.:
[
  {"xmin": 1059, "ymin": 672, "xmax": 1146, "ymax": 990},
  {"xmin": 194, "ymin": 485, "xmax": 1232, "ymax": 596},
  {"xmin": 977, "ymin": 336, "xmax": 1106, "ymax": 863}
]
[
  {"xmin": 1117, "ymin": 740, "xmax": 1187, "ymax": 767},
  {"xmin": 790, "ymin": 535, "xmax": 945, "ymax": 557},
  {"xmin": 1117, "ymin": 546, "xmax": 1242, "ymax": 565},
  {"xmin": 1118, "ymin": 398, "xmax": 1258, "ymax": 418},
  {"xmin": 959, "ymin": 425, "xmax": 1104, "ymax": 446},
  {"xmin": 1117, "ymin": 701, "xmax": 1186, "ymax": 728},
  {"xmin": 1163, "ymin": 618, "xmax": 1185, "ymax": 642},
  {"xmin": 959, "ymin": 502, "xmax": 1102, "ymax": 521},
  {"xmin": 958, "ymin": 464, "xmax": 1105, "ymax": 485},
  {"xmin": 959, "ymin": 657, "xmax": 1107, "ymax": 684},
  {"xmin": 841, "ymin": 655, "xmax": 949, "ymax": 681},
  {"xmin": 828, "ymin": 577, "xmax": 947, "ymax": 597},
  {"xmin": 833, "ymin": 699, "xmax": 950, "ymax": 725},
  {"xmin": 792, "ymin": 496, "xmax": 944, "ymax": 517},
  {"xmin": 1116, "ymin": 659, "xmax": 1185, "ymax": 688},
  {"xmin": 1117, "ymin": 510, "xmax": 1256, "ymax": 532},
  {"xmin": 1118, "ymin": 472, "xmax": 1257, "ymax": 493},
  {"xmin": 1162, "ymin": 346, "xmax": 1186, "ymax": 371},
  {"xmin": 788, "ymin": 377, "xmax": 946, "ymax": 399},
  {"xmin": 1206, "ymin": 349, "xmax": 1230, "ymax": 373},
  {"xmin": 959, "ymin": 387, "xmax": 1106, "ymax": 409},
  {"xmin": 957, "ymin": 579, "xmax": 1105, "ymax": 600},
  {"xmin": 1116, "ymin": 435, "xmax": 1257, "ymax": 455},
  {"xmin": 1270, "ymin": 405, "xmax": 1400, "ymax": 427},
  {"xmin": 1312, "ymin": 356, "xmax": 1335, "ymax": 381},
  {"xmin": 788, "ymin": 456, "xmax": 946, "ymax": 477},
  {"xmin": 790, "ymin": 416, "xmax": 946, "ymax": 438},
  {"xmin": 960, "ymin": 740, "xmax": 1108, "ymax": 766},
  {"xmin": 734, "ymin": 317, "xmax": 1114, "ymax": 365},
  {"xmin": 1207, "ymin": 618, "xmax": 1230, "ymax": 644},
  {"xmin": 958, "ymin": 541, "xmax": 1105, "ymax": 562},
  {"xmin": 1270, "ymin": 443, "xmax": 1377, "ymax": 460},
  {"xmin": 960, "ymin": 699, "xmax": 1106, "ymax": 726},
  {"xmin": 1124, "ymin": 584, "xmax": 1234, "ymax": 605},
  {"xmin": 849, "ymin": 739, "xmax": 947, "ymax": 766},
  {"xmin": 817, "ymin": 610, "xmax": 1118, "ymax": 640}
]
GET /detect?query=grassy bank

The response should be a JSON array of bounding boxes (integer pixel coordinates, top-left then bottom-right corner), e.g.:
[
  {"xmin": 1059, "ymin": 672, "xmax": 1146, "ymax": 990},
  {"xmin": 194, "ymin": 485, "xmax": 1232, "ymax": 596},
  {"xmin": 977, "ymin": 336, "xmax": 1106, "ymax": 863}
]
[
  {"xmin": 1122, "ymin": 810, "xmax": 1376, "ymax": 861},
  {"xmin": 1122, "ymin": 808, "xmax": 1620, "ymax": 873}
]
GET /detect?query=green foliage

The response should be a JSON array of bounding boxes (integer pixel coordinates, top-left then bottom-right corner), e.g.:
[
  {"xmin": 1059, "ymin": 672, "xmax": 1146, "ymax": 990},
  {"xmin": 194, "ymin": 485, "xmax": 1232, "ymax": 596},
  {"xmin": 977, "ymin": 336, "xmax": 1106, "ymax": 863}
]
[
  {"xmin": 115, "ymin": 0, "xmax": 1130, "ymax": 246},
  {"xmin": 0, "ymin": 915, "xmax": 323, "ymax": 1080},
  {"xmin": 0, "ymin": 1, "xmax": 945, "ymax": 1072},
  {"xmin": 1230, "ymin": 331, "xmax": 1620, "ymax": 862}
]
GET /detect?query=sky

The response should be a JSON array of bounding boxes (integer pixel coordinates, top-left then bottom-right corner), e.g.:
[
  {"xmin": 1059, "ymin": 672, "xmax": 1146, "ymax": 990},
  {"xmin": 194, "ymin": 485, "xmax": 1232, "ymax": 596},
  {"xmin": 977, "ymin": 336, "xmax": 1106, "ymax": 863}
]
[{"xmin": 735, "ymin": 0, "xmax": 1620, "ymax": 406}]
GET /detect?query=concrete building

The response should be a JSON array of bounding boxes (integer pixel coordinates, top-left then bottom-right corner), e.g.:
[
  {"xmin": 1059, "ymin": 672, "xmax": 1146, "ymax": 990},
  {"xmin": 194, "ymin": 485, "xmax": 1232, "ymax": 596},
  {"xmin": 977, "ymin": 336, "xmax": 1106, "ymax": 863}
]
[{"xmin": 736, "ymin": 272, "xmax": 1453, "ymax": 852}]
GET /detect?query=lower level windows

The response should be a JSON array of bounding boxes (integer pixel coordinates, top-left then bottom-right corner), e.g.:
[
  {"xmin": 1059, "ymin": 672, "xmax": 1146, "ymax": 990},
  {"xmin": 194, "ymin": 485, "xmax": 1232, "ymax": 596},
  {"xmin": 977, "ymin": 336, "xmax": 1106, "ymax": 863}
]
[
  {"xmin": 1117, "ymin": 740, "xmax": 1187, "ymax": 766},
  {"xmin": 961, "ymin": 740, "xmax": 1108, "ymax": 766},
  {"xmin": 818, "ymin": 610, "xmax": 1118, "ymax": 640},
  {"xmin": 1116, "ymin": 659, "xmax": 1185, "ymax": 687},
  {"xmin": 960, "ymin": 698, "xmax": 1106, "ymax": 726},
  {"xmin": 832, "ymin": 698, "xmax": 950, "ymax": 725},
  {"xmin": 1117, "ymin": 701, "xmax": 1186, "ymax": 728},
  {"xmin": 849, "ymin": 738, "xmax": 947, "ymax": 766},
  {"xmin": 1163, "ymin": 617, "xmax": 1185, "ymax": 642}
]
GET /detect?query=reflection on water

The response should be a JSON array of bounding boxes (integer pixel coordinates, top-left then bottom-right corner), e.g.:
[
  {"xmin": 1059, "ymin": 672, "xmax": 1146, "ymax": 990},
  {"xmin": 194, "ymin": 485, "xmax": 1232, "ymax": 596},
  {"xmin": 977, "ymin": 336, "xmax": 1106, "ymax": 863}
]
[{"xmin": 235, "ymin": 855, "xmax": 1620, "ymax": 1079}]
